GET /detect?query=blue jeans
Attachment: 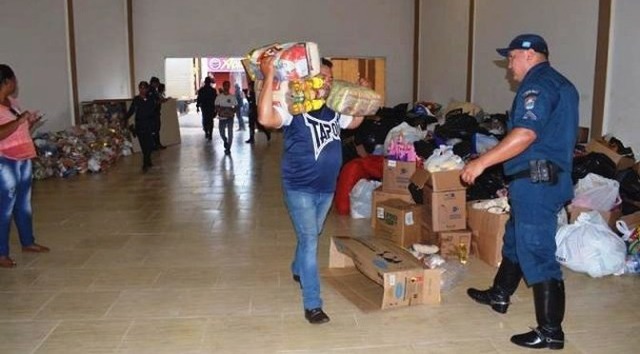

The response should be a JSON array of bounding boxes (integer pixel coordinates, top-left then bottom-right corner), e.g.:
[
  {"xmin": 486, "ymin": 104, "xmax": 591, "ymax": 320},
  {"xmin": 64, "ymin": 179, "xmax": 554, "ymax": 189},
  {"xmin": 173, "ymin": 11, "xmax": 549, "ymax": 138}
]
[
  {"xmin": 283, "ymin": 188, "xmax": 334, "ymax": 310},
  {"xmin": 0, "ymin": 157, "xmax": 36, "ymax": 256},
  {"xmin": 218, "ymin": 118, "xmax": 234, "ymax": 150}
]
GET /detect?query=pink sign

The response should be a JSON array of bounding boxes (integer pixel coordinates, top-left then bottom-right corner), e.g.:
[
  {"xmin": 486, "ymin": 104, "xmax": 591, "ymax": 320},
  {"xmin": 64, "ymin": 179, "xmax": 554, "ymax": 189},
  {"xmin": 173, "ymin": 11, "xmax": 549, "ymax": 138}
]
[{"xmin": 206, "ymin": 57, "xmax": 245, "ymax": 72}]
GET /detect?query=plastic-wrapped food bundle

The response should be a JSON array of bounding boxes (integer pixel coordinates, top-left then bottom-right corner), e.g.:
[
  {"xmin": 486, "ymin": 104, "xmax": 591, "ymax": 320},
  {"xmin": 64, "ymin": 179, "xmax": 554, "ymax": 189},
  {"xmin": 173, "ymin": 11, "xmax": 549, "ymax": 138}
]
[
  {"xmin": 31, "ymin": 113, "xmax": 133, "ymax": 180},
  {"xmin": 326, "ymin": 80, "xmax": 382, "ymax": 116},
  {"xmin": 243, "ymin": 42, "xmax": 321, "ymax": 82}
]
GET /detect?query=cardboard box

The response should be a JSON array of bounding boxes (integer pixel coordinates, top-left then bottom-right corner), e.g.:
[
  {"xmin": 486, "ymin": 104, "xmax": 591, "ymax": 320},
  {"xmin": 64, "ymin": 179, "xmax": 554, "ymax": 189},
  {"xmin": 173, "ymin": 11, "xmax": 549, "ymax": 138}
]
[
  {"xmin": 371, "ymin": 187, "xmax": 415, "ymax": 228},
  {"xmin": 567, "ymin": 204, "xmax": 622, "ymax": 230},
  {"xmin": 467, "ymin": 202, "xmax": 510, "ymax": 267},
  {"xmin": 410, "ymin": 168, "xmax": 465, "ymax": 192},
  {"xmin": 382, "ymin": 158, "xmax": 417, "ymax": 194},
  {"xmin": 374, "ymin": 199, "xmax": 422, "ymax": 248},
  {"xmin": 419, "ymin": 220, "xmax": 439, "ymax": 245},
  {"xmin": 439, "ymin": 230, "xmax": 472, "ymax": 260},
  {"xmin": 586, "ymin": 138, "xmax": 636, "ymax": 171},
  {"xmin": 324, "ymin": 236, "xmax": 441, "ymax": 311},
  {"xmin": 422, "ymin": 186, "xmax": 466, "ymax": 232}
]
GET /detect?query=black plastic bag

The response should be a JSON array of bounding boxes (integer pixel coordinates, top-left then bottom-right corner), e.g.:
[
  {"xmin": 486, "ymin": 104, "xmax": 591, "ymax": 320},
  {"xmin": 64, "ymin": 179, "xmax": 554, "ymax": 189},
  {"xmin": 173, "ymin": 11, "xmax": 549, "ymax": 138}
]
[{"xmin": 572, "ymin": 152, "xmax": 616, "ymax": 184}]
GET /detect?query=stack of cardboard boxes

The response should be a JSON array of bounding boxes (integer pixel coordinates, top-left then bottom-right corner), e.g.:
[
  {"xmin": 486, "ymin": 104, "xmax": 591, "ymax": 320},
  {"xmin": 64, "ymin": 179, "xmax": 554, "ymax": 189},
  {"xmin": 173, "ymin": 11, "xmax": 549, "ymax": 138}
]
[
  {"xmin": 371, "ymin": 158, "xmax": 420, "ymax": 248},
  {"xmin": 410, "ymin": 168, "xmax": 470, "ymax": 262}
]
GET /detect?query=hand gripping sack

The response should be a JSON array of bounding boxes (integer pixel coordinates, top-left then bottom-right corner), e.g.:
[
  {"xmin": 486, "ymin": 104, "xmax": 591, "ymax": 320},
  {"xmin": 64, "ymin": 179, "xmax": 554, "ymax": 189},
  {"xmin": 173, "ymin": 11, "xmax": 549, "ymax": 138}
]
[{"xmin": 555, "ymin": 211, "xmax": 626, "ymax": 277}]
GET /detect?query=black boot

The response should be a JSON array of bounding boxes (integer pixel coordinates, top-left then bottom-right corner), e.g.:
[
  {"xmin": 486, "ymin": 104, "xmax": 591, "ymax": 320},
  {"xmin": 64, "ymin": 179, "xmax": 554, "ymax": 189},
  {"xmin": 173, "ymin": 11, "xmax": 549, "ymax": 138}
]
[
  {"xmin": 511, "ymin": 279, "xmax": 565, "ymax": 350},
  {"xmin": 467, "ymin": 257, "xmax": 522, "ymax": 313}
]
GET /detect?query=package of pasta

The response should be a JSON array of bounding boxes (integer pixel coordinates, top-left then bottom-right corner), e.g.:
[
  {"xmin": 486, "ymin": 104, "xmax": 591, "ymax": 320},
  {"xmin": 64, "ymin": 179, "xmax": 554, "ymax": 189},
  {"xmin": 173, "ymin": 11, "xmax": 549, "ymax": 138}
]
[
  {"xmin": 244, "ymin": 42, "xmax": 321, "ymax": 82},
  {"xmin": 326, "ymin": 80, "xmax": 382, "ymax": 116}
]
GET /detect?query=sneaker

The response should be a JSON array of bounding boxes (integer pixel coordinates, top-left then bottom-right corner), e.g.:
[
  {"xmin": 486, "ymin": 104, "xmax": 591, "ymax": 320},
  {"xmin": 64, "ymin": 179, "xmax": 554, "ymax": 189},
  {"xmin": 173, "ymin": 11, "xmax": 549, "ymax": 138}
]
[{"xmin": 304, "ymin": 308, "xmax": 330, "ymax": 324}]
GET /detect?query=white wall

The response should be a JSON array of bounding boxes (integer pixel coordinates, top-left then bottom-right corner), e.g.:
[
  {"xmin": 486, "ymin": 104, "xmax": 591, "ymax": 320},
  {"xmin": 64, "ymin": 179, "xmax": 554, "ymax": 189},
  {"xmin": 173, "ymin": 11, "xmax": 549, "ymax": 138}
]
[
  {"xmin": 472, "ymin": 0, "xmax": 599, "ymax": 126},
  {"xmin": 132, "ymin": 0, "xmax": 415, "ymax": 106},
  {"xmin": 419, "ymin": 0, "xmax": 470, "ymax": 105},
  {"xmin": 74, "ymin": 0, "xmax": 131, "ymax": 102},
  {"xmin": 0, "ymin": 0, "xmax": 72, "ymax": 132},
  {"xmin": 605, "ymin": 0, "xmax": 640, "ymax": 158}
]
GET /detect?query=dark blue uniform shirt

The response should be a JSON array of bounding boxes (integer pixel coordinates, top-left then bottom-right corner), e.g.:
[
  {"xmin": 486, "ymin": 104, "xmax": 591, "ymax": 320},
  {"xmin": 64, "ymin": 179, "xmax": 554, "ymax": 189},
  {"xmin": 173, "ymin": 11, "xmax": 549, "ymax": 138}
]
[{"xmin": 504, "ymin": 61, "xmax": 579, "ymax": 202}]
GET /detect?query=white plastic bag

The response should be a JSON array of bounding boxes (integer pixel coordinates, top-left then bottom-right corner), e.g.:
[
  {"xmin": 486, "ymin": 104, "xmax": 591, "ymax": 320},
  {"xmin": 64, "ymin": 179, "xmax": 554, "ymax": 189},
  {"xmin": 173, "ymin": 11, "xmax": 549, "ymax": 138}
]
[
  {"xmin": 555, "ymin": 211, "xmax": 626, "ymax": 277},
  {"xmin": 572, "ymin": 173, "xmax": 620, "ymax": 211},
  {"xmin": 383, "ymin": 122, "xmax": 427, "ymax": 154},
  {"xmin": 349, "ymin": 179, "xmax": 382, "ymax": 219},
  {"xmin": 424, "ymin": 145, "xmax": 464, "ymax": 172}
]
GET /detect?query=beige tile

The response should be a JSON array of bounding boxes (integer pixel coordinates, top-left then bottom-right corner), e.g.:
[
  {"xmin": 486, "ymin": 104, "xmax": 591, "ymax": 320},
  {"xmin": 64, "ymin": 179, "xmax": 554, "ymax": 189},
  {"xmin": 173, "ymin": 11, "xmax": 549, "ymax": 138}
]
[
  {"xmin": 74, "ymin": 234, "xmax": 132, "ymax": 250},
  {"xmin": 0, "ymin": 291, "xmax": 55, "ymax": 320},
  {"xmin": 26, "ymin": 250, "xmax": 95, "ymax": 269},
  {"xmin": 92, "ymin": 267, "xmax": 161, "ymax": 289},
  {"xmin": 105, "ymin": 289, "xmax": 186, "ymax": 318},
  {"xmin": 201, "ymin": 315, "xmax": 284, "ymax": 352},
  {"xmin": 35, "ymin": 319, "xmax": 131, "ymax": 354},
  {"xmin": 35, "ymin": 291, "xmax": 120, "ymax": 320},
  {"xmin": 0, "ymin": 321, "xmax": 58, "ymax": 354},
  {"xmin": 412, "ymin": 339, "xmax": 498, "ymax": 353},
  {"xmin": 179, "ymin": 288, "xmax": 251, "ymax": 316},
  {"xmin": 119, "ymin": 318, "xmax": 207, "ymax": 353},
  {"xmin": 0, "ymin": 268, "xmax": 43, "ymax": 290},
  {"xmin": 153, "ymin": 267, "xmax": 218, "ymax": 288},
  {"xmin": 30, "ymin": 268, "xmax": 99, "ymax": 290},
  {"xmin": 82, "ymin": 249, "xmax": 150, "ymax": 269}
]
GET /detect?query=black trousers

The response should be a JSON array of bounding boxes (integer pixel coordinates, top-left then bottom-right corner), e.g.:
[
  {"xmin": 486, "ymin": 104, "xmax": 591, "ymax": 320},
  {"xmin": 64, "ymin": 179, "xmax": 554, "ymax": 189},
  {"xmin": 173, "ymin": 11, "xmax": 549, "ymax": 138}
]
[
  {"xmin": 247, "ymin": 113, "xmax": 270, "ymax": 140},
  {"xmin": 202, "ymin": 110, "xmax": 215, "ymax": 136},
  {"xmin": 152, "ymin": 114, "xmax": 162, "ymax": 148},
  {"xmin": 136, "ymin": 125, "xmax": 154, "ymax": 167}
]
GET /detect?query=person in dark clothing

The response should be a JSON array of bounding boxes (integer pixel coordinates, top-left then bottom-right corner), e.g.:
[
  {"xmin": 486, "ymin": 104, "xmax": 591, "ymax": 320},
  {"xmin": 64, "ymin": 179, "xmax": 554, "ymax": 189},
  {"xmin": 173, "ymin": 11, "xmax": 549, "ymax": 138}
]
[
  {"xmin": 124, "ymin": 81, "xmax": 156, "ymax": 172},
  {"xmin": 196, "ymin": 77, "xmax": 217, "ymax": 140},
  {"xmin": 149, "ymin": 77, "xmax": 166, "ymax": 150},
  {"xmin": 245, "ymin": 81, "xmax": 270, "ymax": 143}
]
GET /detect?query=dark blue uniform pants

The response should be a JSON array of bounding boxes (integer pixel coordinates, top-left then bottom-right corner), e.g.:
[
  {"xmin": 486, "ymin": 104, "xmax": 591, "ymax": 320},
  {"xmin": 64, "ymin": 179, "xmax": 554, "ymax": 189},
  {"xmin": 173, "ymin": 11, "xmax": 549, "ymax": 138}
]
[{"xmin": 503, "ymin": 179, "xmax": 565, "ymax": 285}]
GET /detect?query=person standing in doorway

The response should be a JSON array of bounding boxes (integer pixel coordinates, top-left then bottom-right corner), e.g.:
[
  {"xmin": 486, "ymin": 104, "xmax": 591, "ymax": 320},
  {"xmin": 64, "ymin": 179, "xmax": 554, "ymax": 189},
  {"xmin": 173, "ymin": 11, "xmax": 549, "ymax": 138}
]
[
  {"xmin": 215, "ymin": 81, "xmax": 237, "ymax": 155},
  {"xmin": 462, "ymin": 34, "xmax": 578, "ymax": 350},
  {"xmin": 0, "ymin": 64, "xmax": 50, "ymax": 268},
  {"xmin": 245, "ymin": 80, "xmax": 270, "ymax": 143},
  {"xmin": 149, "ymin": 77, "xmax": 167, "ymax": 150},
  {"xmin": 234, "ymin": 83, "xmax": 246, "ymax": 131},
  {"xmin": 258, "ymin": 57, "xmax": 366, "ymax": 324},
  {"xmin": 196, "ymin": 76, "xmax": 217, "ymax": 140}
]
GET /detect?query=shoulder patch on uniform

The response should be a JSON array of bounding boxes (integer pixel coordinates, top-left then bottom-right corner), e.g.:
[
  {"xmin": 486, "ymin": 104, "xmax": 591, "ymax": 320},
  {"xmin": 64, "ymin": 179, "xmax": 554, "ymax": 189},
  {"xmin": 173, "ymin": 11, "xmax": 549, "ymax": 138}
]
[
  {"xmin": 522, "ymin": 89, "xmax": 539, "ymax": 111},
  {"xmin": 522, "ymin": 110, "xmax": 538, "ymax": 121}
]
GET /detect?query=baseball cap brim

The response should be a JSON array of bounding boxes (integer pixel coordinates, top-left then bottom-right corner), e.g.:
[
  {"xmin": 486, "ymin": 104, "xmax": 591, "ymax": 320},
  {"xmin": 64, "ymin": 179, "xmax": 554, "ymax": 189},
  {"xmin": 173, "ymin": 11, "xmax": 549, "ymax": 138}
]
[{"xmin": 496, "ymin": 48, "xmax": 511, "ymax": 57}]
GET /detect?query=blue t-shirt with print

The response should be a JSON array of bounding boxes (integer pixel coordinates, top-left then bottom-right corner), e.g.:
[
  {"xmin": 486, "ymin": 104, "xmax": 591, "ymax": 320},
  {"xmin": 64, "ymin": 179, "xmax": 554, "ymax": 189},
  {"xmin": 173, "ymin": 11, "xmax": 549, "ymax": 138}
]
[{"xmin": 281, "ymin": 106, "xmax": 345, "ymax": 193}]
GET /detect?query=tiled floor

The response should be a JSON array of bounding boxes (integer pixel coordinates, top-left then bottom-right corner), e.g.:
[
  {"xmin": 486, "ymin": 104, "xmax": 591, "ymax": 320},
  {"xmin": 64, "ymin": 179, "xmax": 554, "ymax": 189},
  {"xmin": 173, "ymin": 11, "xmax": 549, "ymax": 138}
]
[{"xmin": 1, "ymin": 126, "xmax": 638, "ymax": 353}]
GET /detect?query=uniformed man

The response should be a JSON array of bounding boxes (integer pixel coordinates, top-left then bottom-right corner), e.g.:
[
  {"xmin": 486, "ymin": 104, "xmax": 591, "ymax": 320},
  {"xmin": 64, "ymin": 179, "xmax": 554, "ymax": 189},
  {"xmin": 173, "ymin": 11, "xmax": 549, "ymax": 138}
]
[{"xmin": 461, "ymin": 34, "xmax": 579, "ymax": 350}]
